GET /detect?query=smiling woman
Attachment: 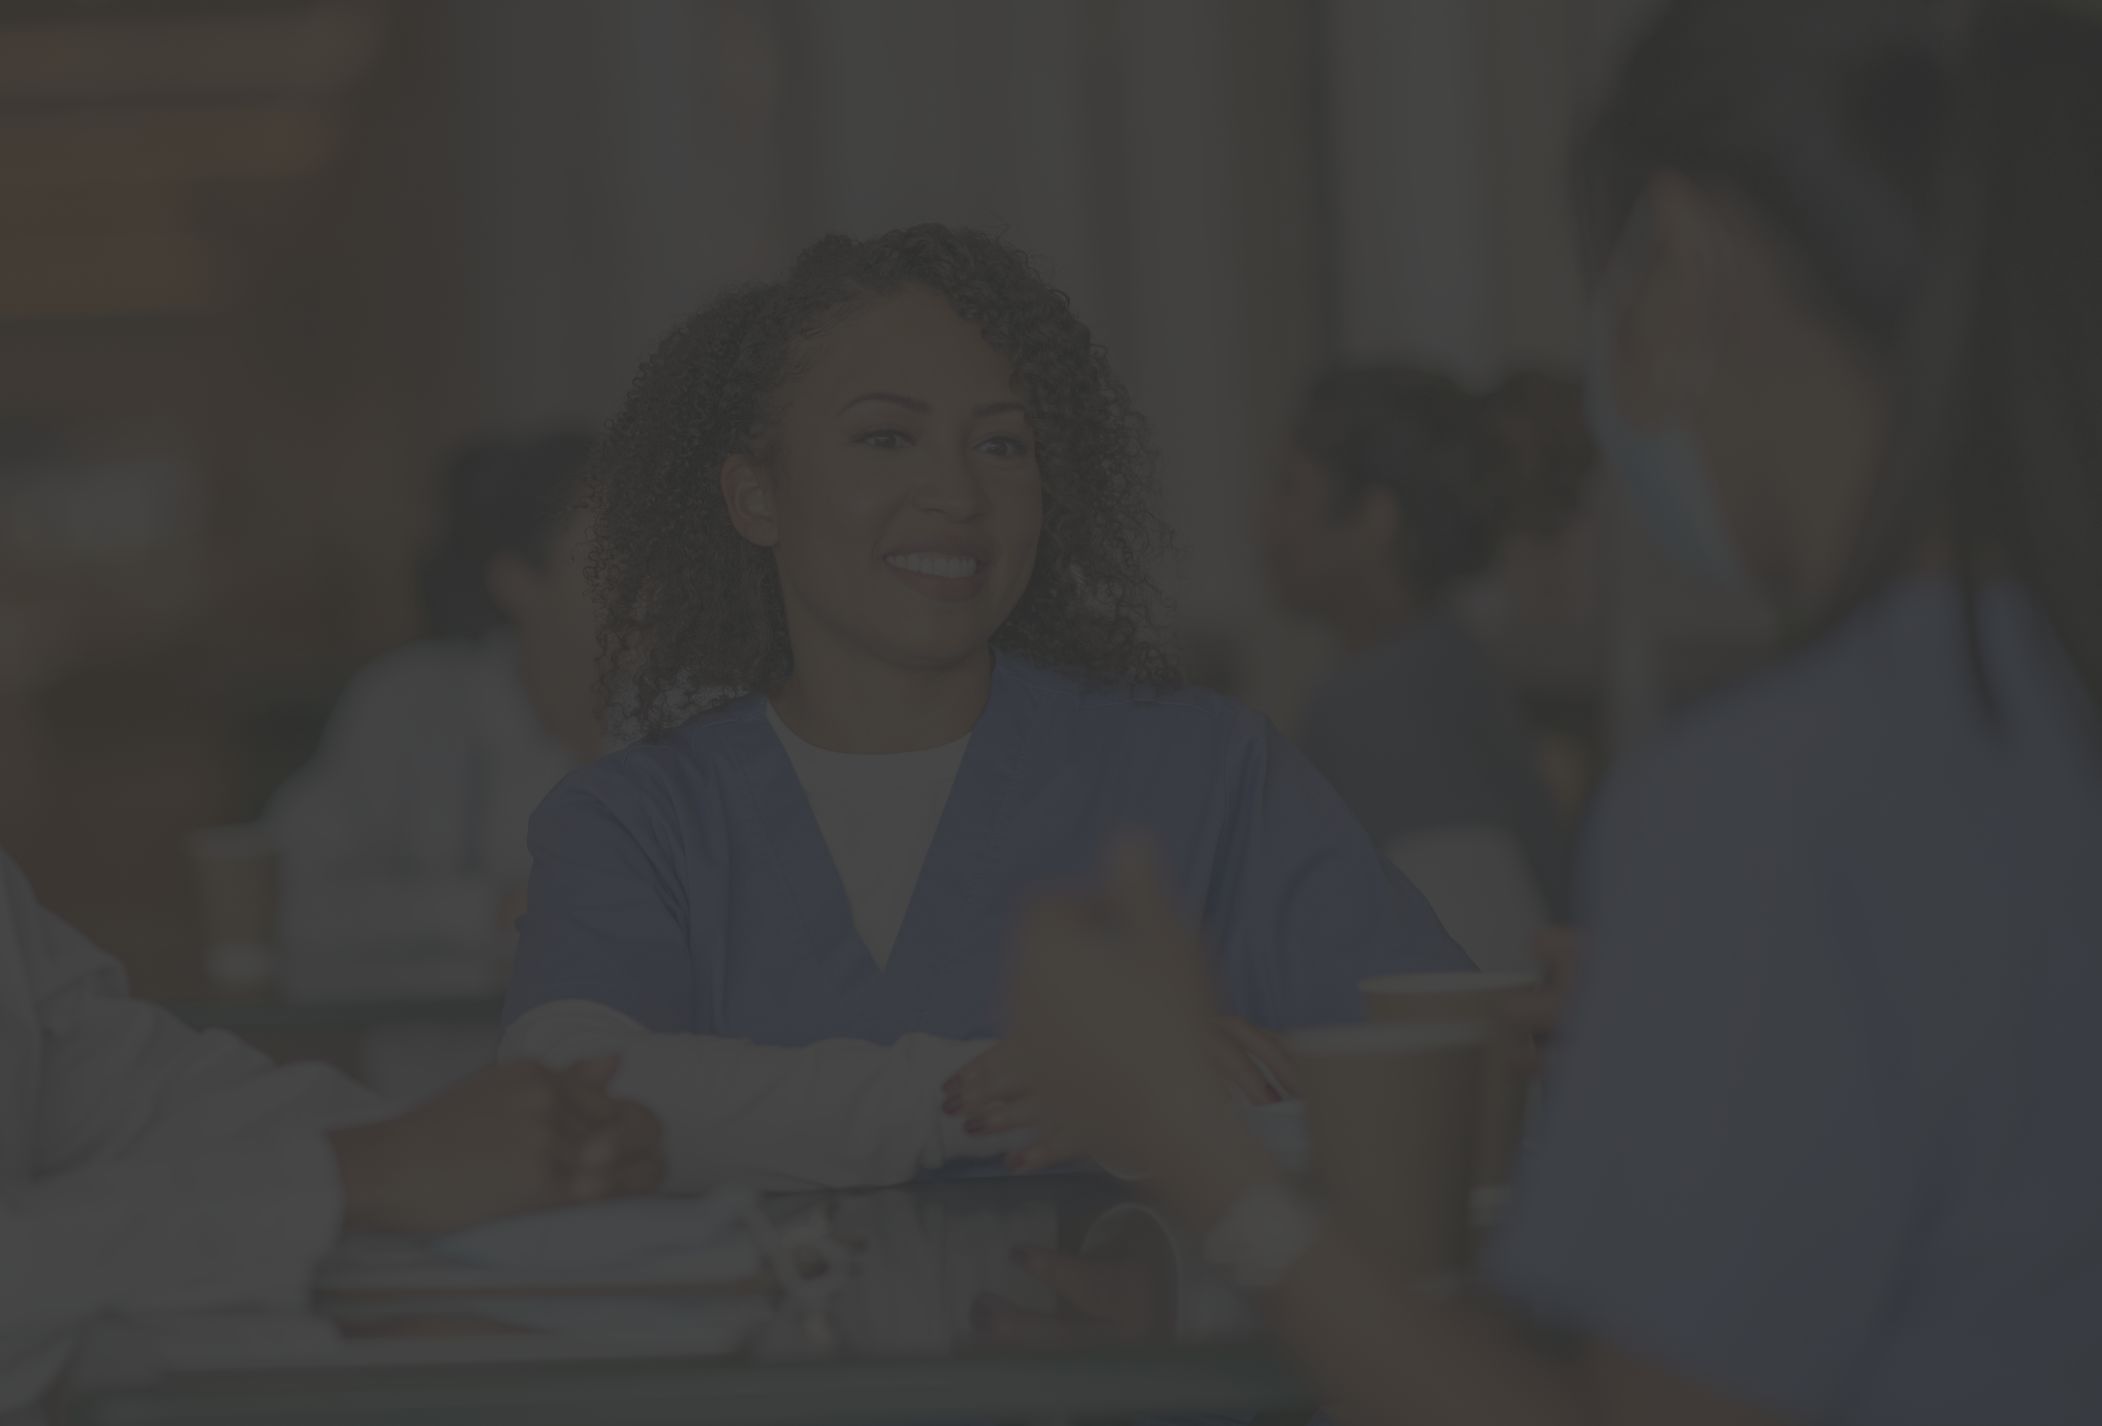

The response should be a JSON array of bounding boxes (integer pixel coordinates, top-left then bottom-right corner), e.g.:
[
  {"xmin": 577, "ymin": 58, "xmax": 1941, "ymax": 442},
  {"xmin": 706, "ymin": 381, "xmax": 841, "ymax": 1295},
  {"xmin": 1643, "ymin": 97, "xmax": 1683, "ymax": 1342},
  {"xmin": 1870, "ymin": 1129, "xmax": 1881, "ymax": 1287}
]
[
  {"xmin": 498, "ymin": 225, "xmax": 1467, "ymax": 1194},
  {"xmin": 588, "ymin": 226, "xmax": 1176, "ymax": 740}
]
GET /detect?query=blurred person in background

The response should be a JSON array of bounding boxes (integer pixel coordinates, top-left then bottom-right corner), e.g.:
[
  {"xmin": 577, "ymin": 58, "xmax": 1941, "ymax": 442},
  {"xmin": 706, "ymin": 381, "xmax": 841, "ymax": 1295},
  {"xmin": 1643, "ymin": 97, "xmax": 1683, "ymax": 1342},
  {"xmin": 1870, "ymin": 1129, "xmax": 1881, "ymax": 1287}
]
[
  {"xmin": 0, "ymin": 850, "xmax": 661, "ymax": 1415},
  {"xmin": 1263, "ymin": 365, "xmax": 1574, "ymax": 942},
  {"xmin": 1477, "ymin": 371, "xmax": 1601, "ymax": 626},
  {"xmin": 1008, "ymin": 1, "xmax": 2102, "ymax": 1423},
  {"xmin": 1471, "ymin": 371, "xmax": 1606, "ymax": 816},
  {"xmin": 499, "ymin": 225, "xmax": 1474, "ymax": 1193},
  {"xmin": 265, "ymin": 433, "xmax": 601, "ymax": 1002}
]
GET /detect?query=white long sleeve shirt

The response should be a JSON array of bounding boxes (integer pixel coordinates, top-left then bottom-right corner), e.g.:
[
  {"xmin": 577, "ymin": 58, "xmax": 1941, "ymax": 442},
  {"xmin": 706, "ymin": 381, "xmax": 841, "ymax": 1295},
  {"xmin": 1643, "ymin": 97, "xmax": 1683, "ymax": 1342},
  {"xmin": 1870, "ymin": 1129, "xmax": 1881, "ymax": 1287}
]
[
  {"xmin": 0, "ymin": 854, "xmax": 381, "ymax": 1414},
  {"xmin": 500, "ymin": 1002, "xmax": 1026, "ymax": 1193}
]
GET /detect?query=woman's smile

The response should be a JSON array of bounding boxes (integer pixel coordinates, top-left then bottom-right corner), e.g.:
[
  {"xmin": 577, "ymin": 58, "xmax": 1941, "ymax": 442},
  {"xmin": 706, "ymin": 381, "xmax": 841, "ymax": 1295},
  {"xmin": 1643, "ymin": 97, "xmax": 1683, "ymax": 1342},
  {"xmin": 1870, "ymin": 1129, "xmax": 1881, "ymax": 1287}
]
[{"xmin": 883, "ymin": 547, "xmax": 992, "ymax": 600}]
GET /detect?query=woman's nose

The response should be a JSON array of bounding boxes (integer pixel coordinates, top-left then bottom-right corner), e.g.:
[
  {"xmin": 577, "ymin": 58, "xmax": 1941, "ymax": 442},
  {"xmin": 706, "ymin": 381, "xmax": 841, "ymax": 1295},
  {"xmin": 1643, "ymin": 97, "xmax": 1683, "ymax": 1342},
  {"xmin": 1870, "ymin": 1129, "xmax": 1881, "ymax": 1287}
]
[{"xmin": 913, "ymin": 445, "xmax": 991, "ymax": 517}]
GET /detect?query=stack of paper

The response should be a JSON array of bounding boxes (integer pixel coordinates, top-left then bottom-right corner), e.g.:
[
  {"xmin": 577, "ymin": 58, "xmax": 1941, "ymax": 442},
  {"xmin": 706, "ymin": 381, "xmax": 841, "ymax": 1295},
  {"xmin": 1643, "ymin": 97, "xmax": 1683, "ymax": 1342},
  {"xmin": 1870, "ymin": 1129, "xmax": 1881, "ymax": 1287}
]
[{"xmin": 319, "ymin": 1190, "xmax": 768, "ymax": 1297}]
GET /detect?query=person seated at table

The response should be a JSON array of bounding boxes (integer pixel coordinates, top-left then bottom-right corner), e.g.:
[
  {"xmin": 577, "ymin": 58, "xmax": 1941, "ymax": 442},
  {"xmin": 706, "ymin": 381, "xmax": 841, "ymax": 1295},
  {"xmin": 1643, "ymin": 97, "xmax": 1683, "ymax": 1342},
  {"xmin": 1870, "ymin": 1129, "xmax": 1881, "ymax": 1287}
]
[
  {"xmin": 1263, "ymin": 364, "xmax": 1573, "ymax": 923},
  {"xmin": 266, "ymin": 433, "xmax": 603, "ymax": 999},
  {"xmin": 499, "ymin": 224, "xmax": 1472, "ymax": 1192},
  {"xmin": 0, "ymin": 852, "xmax": 661, "ymax": 1415},
  {"xmin": 1003, "ymin": 2, "xmax": 2102, "ymax": 1423}
]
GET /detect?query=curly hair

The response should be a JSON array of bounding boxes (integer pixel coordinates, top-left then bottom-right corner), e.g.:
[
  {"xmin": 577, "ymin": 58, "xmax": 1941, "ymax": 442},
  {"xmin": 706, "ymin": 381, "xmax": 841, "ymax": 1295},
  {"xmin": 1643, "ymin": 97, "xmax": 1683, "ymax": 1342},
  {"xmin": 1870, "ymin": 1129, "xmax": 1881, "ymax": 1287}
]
[{"xmin": 588, "ymin": 225, "xmax": 1179, "ymax": 737}]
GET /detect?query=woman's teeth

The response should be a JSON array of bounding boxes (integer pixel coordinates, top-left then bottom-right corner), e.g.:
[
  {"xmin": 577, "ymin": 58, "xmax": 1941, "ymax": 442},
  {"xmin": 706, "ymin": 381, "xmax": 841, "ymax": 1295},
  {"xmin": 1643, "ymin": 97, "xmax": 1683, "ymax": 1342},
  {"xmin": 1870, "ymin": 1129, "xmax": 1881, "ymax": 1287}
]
[{"xmin": 886, "ymin": 552, "xmax": 981, "ymax": 579}]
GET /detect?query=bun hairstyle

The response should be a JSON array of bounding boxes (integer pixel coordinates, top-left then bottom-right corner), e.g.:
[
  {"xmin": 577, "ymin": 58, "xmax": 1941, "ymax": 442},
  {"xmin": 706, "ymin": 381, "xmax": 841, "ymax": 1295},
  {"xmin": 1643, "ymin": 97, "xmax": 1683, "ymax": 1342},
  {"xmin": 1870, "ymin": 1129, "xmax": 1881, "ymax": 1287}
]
[
  {"xmin": 1291, "ymin": 364, "xmax": 1595, "ymax": 603},
  {"xmin": 1584, "ymin": 0, "xmax": 2102, "ymax": 718},
  {"xmin": 418, "ymin": 432, "xmax": 596, "ymax": 640}
]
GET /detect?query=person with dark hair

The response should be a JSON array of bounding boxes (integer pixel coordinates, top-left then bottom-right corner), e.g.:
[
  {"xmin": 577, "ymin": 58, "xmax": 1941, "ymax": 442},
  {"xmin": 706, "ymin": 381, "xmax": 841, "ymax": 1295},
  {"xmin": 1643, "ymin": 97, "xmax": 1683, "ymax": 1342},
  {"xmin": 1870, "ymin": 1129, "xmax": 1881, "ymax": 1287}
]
[
  {"xmin": 1006, "ymin": 3, "xmax": 2102, "ymax": 1423},
  {"xmin": 1265, "ymin": 364, "xmax": 1573, "ymax": 938},
  {"xmin": 266, "ymin": 433, "xmax": 601, "ymax": 1007},
  {"xmin": 498, "ymin": 225, "xmax": 1470, "ymax": 1190},
  {"xmin": 1481, "ymin": 369, "xmax": 1597, "ymax": 547}
]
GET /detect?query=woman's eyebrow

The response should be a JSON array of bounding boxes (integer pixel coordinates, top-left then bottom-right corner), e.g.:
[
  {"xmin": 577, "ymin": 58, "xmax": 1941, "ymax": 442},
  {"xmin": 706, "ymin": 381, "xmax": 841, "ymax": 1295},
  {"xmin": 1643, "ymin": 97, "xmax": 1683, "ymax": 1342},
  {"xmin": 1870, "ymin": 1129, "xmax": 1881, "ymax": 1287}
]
[
  {"xmin": 838, "ymin": 392, "xmax": 929, "ymax": 416},
  {"xmin": 835, "ymin": 393, "xmax": 1027, "ymax": 419}
]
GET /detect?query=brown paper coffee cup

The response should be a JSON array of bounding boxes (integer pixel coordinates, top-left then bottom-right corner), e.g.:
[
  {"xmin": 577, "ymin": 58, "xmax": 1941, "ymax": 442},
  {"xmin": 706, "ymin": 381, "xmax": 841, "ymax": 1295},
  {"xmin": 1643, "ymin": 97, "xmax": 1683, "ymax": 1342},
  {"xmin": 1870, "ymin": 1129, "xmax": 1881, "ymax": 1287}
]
[
  {"xmin": 1362, "ymin": 971, "xmax": 1539, "ymax": 1189},
  {"xmin": 1289, "ymin": 1023, "xmax": 1487, "ymax": 1284}
]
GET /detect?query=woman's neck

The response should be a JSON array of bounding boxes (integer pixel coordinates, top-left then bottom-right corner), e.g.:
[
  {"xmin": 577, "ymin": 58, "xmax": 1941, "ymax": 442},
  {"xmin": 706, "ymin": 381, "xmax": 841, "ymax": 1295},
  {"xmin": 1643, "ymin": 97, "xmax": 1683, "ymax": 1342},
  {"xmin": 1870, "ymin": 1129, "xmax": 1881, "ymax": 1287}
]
[{"xmin": 769, "ymin": 644, "xmax": 994, "ymax": 754}]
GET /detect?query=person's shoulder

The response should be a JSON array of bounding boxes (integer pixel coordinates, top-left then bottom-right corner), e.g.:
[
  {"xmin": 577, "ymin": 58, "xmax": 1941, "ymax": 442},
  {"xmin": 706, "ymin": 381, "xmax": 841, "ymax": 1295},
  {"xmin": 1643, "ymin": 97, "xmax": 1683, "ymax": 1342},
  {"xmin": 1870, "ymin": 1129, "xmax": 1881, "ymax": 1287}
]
[
  {"xmin": 1028, "ymin": 661, "xmax": 1269, "ymax": 753},
  {"xmin": 1595, "ymin": 663, "xmax": 1833, "ymax": 843},
  {"xmin": 1631, "ymin": 580, "xmax": 1993, "ymax": 790},
  {"xmin": 540, "ymin": 694, "xmax": 767, "ymax": 829},
  {"xmin": 1584, "ymin": 589, "xmax": 1955, "ymax": 894}
]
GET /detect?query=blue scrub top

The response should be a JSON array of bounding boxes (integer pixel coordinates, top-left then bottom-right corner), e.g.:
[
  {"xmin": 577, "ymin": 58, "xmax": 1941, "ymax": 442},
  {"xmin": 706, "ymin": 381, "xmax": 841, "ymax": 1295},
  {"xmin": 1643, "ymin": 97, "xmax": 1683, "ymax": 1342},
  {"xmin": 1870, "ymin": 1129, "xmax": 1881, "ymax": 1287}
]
[
  {"xmin": 506, "ymin": 655, "xmax": 1464, "ymax": 1045},
  {"xmin": 1488, "ymin": 580, "xmax": 2102, "ymax": 1425}
]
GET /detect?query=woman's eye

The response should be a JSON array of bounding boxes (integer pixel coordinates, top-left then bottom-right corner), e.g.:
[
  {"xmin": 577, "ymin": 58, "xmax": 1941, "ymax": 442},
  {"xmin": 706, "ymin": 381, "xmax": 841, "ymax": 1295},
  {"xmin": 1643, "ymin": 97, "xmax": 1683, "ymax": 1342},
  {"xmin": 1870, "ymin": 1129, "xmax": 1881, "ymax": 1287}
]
[
  {"xmin": 979, "ymin": 435, "xmax": 1032, "ymax": 459},
  {"xmin": 857, "ymin": 430, "xmax": 911, "ymax": 451}
]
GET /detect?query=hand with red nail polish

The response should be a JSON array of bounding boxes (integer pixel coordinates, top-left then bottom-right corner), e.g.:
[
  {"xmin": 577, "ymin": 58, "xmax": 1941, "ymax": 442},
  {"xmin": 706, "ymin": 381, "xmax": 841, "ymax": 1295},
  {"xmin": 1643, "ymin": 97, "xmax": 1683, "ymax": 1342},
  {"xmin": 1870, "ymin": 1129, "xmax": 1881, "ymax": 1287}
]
[{"xmin": 947, "ymin": 1014, "xmax": 1294, "ymax": 1164}]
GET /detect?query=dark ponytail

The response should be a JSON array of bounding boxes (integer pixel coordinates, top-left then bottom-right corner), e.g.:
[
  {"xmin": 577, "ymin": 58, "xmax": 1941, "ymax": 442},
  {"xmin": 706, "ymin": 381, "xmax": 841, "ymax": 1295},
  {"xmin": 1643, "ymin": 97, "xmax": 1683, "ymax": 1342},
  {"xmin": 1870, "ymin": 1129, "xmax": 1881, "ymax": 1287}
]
[
  {"xmin": 418, "ymin": 432, "xmax": 596, "ymax": 640},
  {"xmin": 1291, "ymin": 364, "xmax": 1509, "ymax": 604},
  {"xmin": 1586, "ymin": 0, "xmax": 2102, "ymax": 721}
]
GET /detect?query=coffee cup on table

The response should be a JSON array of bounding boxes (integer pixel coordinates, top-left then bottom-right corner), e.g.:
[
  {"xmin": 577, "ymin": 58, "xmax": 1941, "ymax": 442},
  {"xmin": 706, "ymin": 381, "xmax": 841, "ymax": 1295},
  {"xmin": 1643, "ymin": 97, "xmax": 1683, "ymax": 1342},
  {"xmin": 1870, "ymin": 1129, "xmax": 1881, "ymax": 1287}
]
[
  {"xmin": 186, "ymin": 824, "xmax": 279, "ymax": 995},
  {"xmin": 1288, "ymin": 1022, "xmax": 1487, "ymax": 1286},
  {"xmin": 1080, "ymin": 1203, "xmax": 1258, "ymax": 1344},
  {"xmin": 1361, "ymin": 971, "xmax": 1540, "ymax": 1190}
]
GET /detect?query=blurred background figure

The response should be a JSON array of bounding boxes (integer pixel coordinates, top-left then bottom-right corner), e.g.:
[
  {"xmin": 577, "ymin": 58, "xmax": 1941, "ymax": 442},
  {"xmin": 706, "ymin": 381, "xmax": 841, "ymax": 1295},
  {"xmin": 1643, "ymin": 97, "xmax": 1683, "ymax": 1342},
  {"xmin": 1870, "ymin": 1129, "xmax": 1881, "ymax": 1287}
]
[
  {"xmin": 1469, "ymin": 370, "xmax": 1608, "ymax": 814},
  {"xmin": 265, "ymin": 433, "xmax": 599, "ymax": 1001},
  {"xmin": 1262, "ymin": 365, "xmax": 1586, "ymax": 966},
  {"xmin": 260, "ymin": 433, "xmax": 600, "ymax": 1097}
]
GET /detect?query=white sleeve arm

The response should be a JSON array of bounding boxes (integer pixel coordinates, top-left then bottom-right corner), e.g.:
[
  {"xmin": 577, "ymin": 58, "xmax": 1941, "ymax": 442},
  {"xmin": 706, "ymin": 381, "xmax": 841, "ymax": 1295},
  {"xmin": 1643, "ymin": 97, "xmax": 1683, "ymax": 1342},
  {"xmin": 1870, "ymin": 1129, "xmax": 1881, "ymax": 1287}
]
[
  {"xmin": 0, "ymin": 856, "xmax": 376, "ymax": 1414},
  {"xmin": 499, "ymin": 1001, "xmax": 1025, "ymax": 1193},
  {"xmin": 23, "ymin": 873, "xmax": 382, "ymax": 1177},
  {"xmin": 0, "ymin": 1133, "xmax": 343, "ymax": 1415}
]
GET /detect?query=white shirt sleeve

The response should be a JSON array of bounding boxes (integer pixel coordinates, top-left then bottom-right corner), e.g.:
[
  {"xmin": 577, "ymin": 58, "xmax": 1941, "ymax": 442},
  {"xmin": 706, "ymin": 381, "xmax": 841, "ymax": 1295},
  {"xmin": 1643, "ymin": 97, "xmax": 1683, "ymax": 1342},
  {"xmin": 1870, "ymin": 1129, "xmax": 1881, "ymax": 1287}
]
[
  {"xmin": 1, "ymin": 857, "xmax": 381, "ymax": 1414},
  {"xmin": 499, "ymin": 1001, "xmax": 1025, "ymax": 1193}
]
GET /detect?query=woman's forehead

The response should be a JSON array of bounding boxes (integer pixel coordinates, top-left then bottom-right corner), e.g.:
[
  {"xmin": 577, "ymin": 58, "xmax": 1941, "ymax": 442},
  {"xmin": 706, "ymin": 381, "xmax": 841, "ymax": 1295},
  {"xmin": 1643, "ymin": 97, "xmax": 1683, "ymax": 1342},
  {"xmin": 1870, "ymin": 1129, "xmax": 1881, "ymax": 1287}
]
[{"xmin": 790, "ymin": 287, "xmax": 1022, "ymax": 412}]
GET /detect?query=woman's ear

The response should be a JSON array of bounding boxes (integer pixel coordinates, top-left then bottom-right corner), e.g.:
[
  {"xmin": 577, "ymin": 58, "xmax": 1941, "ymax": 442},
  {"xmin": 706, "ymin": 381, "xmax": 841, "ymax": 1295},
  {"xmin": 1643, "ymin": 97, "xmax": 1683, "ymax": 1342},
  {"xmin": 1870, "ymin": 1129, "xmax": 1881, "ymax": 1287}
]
[{"xmin": 721, "ymin": 454, "xmax": 780, "ymax": 548}]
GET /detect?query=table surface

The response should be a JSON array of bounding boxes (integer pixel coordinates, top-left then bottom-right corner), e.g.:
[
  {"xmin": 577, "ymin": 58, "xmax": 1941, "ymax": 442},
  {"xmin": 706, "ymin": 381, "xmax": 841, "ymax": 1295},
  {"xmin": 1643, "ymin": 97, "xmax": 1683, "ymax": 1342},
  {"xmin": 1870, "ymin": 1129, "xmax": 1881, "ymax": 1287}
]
[{"xmin": 59, "ymin": 1178, "xmax": 1309, "ymax": 1426}]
